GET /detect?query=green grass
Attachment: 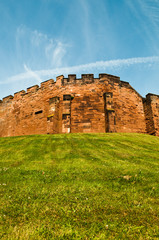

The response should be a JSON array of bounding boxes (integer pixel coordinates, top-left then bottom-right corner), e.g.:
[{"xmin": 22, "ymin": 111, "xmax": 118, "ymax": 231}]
[{"xmin": 0, "ymin": 133, "xmax": 159, "ymax": 239}]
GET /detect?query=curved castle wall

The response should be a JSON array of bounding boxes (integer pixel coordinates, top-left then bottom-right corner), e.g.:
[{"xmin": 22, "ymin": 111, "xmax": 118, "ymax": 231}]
[{"xmin": 0, "ymin": 73, "xmax": 159, "ymax": 137}]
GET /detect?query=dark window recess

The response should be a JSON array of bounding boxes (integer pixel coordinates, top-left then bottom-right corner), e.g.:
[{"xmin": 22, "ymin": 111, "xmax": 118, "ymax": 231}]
[
  {"xmin": 114, "ymin": 116, "xmax": 116, "ymax": 125},
  {"xmin": 63, "ymin": 95, "xmax": 71, "ymax": 101},
  {"xmin": 62, "ymin": 114, "xmax": 69, "ymax": 120},
  {"xmin": 35, "ymin": 110, "xmax": 43, "ymax": 115},
  {"xmin": 104, "ymin": 92, "xmax": 113, "ymax": 98}
]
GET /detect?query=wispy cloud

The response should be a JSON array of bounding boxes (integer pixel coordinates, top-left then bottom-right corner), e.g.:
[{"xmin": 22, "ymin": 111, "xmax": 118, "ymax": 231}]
[
  {"xmin": 125, "ymin": 0, "xmax": 159, "ymax": 54},
  {"xmin": 80, "ymin": 0, "xmax": 91, "ymax": 57},
  {"xmin": 138, "ymin": 0, "xmax": 159, "ymax": 24},
  {"xmin": 23, "ymin": 64, "xmax": 42, "ymax": 83},
  {"xmin": 15, "ymin": 25, "xmax": 68, "ymax": 69},
  {"xmin": 51, "ymin": 42, "xmax": 67, "ymax": 67},
  {"xmin": 1, "ymin": 56, "xmax": 158, "ymax": 85}
]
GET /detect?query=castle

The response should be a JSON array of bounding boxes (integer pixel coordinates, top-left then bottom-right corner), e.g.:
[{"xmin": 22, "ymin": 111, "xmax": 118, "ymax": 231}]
[{"xmin": 0, "ymin": 73, "xmax": 159, "ymax": 137}]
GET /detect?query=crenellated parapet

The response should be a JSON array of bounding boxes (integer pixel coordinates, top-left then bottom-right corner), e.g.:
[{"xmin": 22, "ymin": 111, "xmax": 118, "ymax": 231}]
[
  {"xmin": 3, "ymin": 95, "xmax": 14, "ymax": 103},
  {"xmin": 14, "ymin": 90, "xmax": 26, "ymax": 98},
  {"xmin": 0, "ymin": 79, "xmax": 55, "ymax": 104},
  {"xmin": 146, "ymin": 93, "xmax": 159, "ymax": 101},
  {"xmin": 0, "ymin": 73, "xmax": 123, "ymax": 104},
  {"xmin": 0, "ymin": 72, "xmax": 158, "ymax": 137},
  {"xmin": 61, "ymin": 73, "xmax": 121, "ymax": 86},
  {"xmin": 99, "ymin": 73, "xmax": 120, "ymax": 83},
  {"xmin": 40, "ymin": 79, "xmax": 55, "ymax": 88},
  {"xmin": 0, "ymin": 73, "xmax": 156, "ymax": 110},
  {"xmin": 27, "ymin": 85, "xmax": 39, "ymax": 93}
]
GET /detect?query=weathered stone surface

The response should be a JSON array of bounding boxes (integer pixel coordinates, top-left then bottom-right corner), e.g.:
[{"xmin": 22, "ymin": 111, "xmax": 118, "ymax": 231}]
[{"xmin": 0, "ymin": 73, "xmax": 158, "ymax": 137}]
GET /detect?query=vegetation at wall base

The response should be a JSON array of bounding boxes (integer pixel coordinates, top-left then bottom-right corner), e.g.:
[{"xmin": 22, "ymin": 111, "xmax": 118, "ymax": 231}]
[{"xmin": 0, "ymin": 133, "xmax": 159, "ymax": 239}]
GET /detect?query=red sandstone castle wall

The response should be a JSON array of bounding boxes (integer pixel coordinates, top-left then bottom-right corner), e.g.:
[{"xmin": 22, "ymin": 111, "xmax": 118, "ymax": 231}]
[
  {"xmin": 143, "ymin": 94, "xmax": 159, "ymax": 136},
  {"xmin": 0, "ymin": 73, "xmax": 158, "ymax": 137}
]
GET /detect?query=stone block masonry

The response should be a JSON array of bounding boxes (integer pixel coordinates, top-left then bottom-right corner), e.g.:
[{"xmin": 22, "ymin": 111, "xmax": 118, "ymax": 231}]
[{"xmin": 0, "ymin": 73, "xmax": 159, "ymax": 137}]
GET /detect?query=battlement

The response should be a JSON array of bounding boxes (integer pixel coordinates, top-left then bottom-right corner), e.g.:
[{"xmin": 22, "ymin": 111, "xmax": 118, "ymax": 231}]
[
  {"xmin": 0, "ymin": 72, "xmax": 158, "ymax": 137},
  {"xmin": 0, "ymin": 79, "xmax": 55, "ymax": 104},
  {"xmin": 61, "ymin": 73, "xmax": 121, "ymax": 86},
  {"xmin": 27, "ymin": 85, "xmax": 39, "ymax": 93},
  {"xmin": 0, "ymin": 73, "xmax": 123, "ymax": 104},
  {"xmin": 146, "ymin": 93, "xmax": 159, "ymax": 99},
  {"xmin": 143, "ymin": 93, "xmax": 159, "ymax": 104},
  {"xmin": 14, "ymin": 90, "xmax": 26, "ymax": 97},
  {"xmin": 0, "ymin": 73, "xmax": 152, "ymax": 105},
  {"xmin": 40, "ymin": 79, "xmax": 55, "ymax": 88},
  {"xmin": 3, "ymin": 95, "xmax": 14, "ymax": 103}
]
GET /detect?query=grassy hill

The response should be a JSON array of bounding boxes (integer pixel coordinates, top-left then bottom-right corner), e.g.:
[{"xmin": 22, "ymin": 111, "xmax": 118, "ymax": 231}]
[{"xmin": 0, "ymin": 133, "xmax": 159, "ymax": 239}]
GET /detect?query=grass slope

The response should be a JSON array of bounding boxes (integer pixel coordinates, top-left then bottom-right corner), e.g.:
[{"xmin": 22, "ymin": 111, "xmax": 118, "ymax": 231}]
[{"xmin": 0, "ymin": 133, "xmax": 159, "ymax": 239}]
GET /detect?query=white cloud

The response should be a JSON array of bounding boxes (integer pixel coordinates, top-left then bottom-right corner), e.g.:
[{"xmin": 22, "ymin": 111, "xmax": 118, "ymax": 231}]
[
  {"xmin": 125, "ymin": 0, "xmax": 159, "ymax": 54},
  {"xmin": 80, "ymin": 0, "xmax": 91, "ymax": 56},
  {"xmin": 23, "ymin": 64, "xmax": 42, "ymax": 83},
  {"xmin": 30, "ymin": 30, "xmax": 48, "ymax": 47},
  {"xmin": 15, "ymin": 25, "xmax": 68, "ymax": 69},
  {"xmin": 1, "ymin": 56, "xmax": 158, "ymax": 85},
  {"xmin": 138, "ymin": 0, "xmax": 159, "ymax": 24},
  {"xmin": 51, "ymin": 41, "xmax": 67, "ymax": 67}
]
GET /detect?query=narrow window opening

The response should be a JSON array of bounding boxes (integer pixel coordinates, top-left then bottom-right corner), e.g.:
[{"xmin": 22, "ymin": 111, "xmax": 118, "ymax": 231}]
[
  {"xmin": 114, "ymin": 116, "xmax": 116, "ymax": 125},
  {"xmin": 62, "ymin": 114, "xmax": 69, "ymax": 120},
  {"xmin": 35, "ymin": 110, "xmax": 43, "ymax": 115},
  {"xmin": 63, "ymin": 95, "xmax": 71, "ymax": 101}
]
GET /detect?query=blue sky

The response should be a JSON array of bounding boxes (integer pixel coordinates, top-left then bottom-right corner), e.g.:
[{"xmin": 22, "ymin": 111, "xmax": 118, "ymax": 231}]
[{"xmin": 0, "ymin": 0, "xmax": 159, "ymax": 99}]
